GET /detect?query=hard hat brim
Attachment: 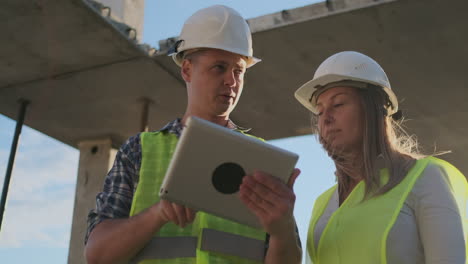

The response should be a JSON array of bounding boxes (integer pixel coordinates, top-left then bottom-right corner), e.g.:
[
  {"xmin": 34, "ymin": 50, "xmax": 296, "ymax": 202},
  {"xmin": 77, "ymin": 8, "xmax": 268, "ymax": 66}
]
[{"xmin": 170, "ymin": 47, "xmax": 261, "ymax": 68}]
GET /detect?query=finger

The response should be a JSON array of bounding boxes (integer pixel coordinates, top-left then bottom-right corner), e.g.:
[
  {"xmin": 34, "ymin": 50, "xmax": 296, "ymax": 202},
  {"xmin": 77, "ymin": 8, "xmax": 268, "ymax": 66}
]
[
  {"xmin": 171, "ymin": 203, "xmax": 187, "ymax": 227},
  {"xmin": 160, "ymin": 200, "xmax": 179, "ymax": 225},
  {"xmin": 240, "ymin": 182, "xmax": 275, "ymax": 212},
  {"xmin": 242, "ymin": 175, "xmax": 283, "ymax": 206},
  {"xmin": 251, "ymin": 171, "xmax": 292, "ymax": 198},
  {"xmin": 287, "ymin": 168, "xmax": 301, "ymax": 188},
  {"xmin": 239, "ymin": 185, "xmax": 268, "ymax": 217},
  {"xmin": 185, "ymin": 207, "xmax": 196, "ymax": 223}
]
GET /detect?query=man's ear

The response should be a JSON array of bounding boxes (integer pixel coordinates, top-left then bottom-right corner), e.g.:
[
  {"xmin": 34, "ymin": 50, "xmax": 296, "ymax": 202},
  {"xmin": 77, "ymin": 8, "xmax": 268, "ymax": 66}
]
[{"xmin": 181, "ymin": 59, "xmax": 192, "ymax": 83}]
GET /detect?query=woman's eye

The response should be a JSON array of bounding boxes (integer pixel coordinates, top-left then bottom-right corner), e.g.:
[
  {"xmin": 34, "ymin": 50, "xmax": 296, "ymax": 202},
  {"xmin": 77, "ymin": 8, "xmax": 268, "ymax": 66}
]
[{"xmin": 334, "ymin": 103, "xmax": 343, "ymax": 108}]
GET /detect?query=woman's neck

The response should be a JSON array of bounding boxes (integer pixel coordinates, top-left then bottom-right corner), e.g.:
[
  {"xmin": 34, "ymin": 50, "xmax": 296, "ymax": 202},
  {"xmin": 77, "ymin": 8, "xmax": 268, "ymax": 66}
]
[{"xmin": 335, "ymin": 152, "xmax": 365, "ymax": 204}]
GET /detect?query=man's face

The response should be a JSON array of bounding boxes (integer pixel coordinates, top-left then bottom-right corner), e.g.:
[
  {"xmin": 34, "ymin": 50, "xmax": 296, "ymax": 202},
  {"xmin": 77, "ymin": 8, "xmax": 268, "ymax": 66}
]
[{"xmin": 181, "ymin": 49, "xmax": 247, "ymax": 118}]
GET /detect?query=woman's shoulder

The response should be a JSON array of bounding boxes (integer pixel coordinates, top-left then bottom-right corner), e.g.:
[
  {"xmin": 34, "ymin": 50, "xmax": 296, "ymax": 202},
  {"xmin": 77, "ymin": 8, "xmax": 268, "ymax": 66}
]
[
  {"xmin": 407, "ymin": 157, "xmax": 466, "ymax": 213},
  {"xmin": 415, "ymin": 157, "xmax": 467, "ymax": 192},
  {"xmin": 410, "ymin": 158, "xmax": 455, "ymax": 198},
  {"xmin": 318, "ymin": 185, "xmax": 338, "ymax": 199}
]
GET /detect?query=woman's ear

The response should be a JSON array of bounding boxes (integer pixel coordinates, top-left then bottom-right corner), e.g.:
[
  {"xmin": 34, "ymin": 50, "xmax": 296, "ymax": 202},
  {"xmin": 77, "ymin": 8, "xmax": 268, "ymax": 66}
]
[{"xmin": 181, "ymin": 59, "xmax": 192, "ymax": 83}]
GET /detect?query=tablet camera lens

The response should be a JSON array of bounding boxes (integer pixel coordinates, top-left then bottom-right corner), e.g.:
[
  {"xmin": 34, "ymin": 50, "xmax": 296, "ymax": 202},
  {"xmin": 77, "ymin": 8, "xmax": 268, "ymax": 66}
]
[{"xmin": 212, "ymin": 162, "xmax": 245, "ymax": 194}]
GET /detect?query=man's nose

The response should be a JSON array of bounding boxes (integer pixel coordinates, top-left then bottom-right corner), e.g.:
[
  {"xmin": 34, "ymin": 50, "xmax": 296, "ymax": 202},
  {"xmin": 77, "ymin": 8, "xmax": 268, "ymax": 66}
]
[{"xmin": 224, "ymin": 71, "xmax": 236, "ymax": 87}]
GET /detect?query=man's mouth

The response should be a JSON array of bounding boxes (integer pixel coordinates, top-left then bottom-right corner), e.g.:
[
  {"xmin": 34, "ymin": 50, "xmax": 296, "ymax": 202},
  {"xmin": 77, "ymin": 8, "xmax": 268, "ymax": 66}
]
[{"xmin": 220, "ymin": 94, "xmax": 235, "ymax": 100}]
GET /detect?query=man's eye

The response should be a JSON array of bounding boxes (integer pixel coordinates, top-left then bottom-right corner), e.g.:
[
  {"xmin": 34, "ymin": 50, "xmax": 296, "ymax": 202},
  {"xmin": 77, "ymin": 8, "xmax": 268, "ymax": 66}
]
[
  {"xmin": 334, "ymin": 103, "xmax": 343, "ymax": 108},
  {"xmin": 214, "ymin": 65, "xmax": 226, "ymax": 71}
]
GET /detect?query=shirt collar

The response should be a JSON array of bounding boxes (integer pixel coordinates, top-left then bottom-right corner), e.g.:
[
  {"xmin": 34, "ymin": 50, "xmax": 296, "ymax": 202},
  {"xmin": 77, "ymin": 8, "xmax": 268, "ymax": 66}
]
[
  {"xmin": 160, "ymin": 118, "xmax": 251, "ymax": 136},
  {"xmin": 160, "ymin": 118, "xmax": 184, "ymax": 136},
  {"xmin": 226, "ymin": 119, "xmax": 251, "ymax": 133}
]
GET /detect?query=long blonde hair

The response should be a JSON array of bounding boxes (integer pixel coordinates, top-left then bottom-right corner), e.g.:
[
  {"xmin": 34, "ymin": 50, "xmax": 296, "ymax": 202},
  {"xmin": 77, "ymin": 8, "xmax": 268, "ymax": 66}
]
[{"xmin": 312, "ymin": 85, "xmax": 424, "ymax": 199}]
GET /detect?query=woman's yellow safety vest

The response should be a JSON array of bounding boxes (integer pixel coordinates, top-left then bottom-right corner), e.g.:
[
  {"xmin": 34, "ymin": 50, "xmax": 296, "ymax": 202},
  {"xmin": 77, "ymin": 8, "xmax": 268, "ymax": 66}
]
[
  {"xmin": 307, "ymin": 157, "xmax": 468, "ymax": 264},
  {"xmin": 129, "ymin": 131, "xmax": 267, "ymax": 264}
]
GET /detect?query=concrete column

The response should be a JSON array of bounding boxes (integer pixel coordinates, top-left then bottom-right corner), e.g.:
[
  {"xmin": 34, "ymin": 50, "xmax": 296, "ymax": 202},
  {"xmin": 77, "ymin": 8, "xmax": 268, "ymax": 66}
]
[
  {"xmin": 96, "ymin": 0, "xmax": 145, "ymax": 42},
  {"xmin": 67, "ymin": 139, "xmax": 117, "ymax": 264}
]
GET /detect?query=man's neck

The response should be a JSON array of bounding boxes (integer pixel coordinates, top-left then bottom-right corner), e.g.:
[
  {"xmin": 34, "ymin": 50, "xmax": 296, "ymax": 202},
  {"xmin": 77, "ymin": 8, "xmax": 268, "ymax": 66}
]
[{"xmin": 181, "ymin": 112, "xmax": 229, "ymax": 127}]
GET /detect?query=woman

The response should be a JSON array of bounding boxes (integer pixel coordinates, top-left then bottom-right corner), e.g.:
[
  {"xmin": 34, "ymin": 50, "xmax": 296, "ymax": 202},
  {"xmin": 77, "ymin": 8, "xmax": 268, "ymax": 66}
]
[{"xmin": 294, "ymin": 51, "xmax": 467, "ymax": 263}]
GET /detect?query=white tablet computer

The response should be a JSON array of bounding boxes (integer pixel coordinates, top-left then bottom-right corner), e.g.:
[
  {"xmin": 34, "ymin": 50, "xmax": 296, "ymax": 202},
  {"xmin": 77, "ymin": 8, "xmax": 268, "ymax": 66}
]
[{"xmin": 159, "ymin": 116, "xmax": 299, "ymax": 229}]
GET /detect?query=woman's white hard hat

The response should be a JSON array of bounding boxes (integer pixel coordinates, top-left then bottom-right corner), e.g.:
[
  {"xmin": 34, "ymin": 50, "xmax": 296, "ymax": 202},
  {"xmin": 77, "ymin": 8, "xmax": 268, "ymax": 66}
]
[{"xmin": 294, "ymin": 51, "xmax": 398, "ymax": 115}]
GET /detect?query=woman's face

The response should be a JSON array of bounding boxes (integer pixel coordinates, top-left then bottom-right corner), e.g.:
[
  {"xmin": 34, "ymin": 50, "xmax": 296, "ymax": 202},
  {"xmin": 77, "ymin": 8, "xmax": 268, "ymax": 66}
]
[{"xmin": 316, "ymin": 86, "xmax": 365, "ymax": 154}]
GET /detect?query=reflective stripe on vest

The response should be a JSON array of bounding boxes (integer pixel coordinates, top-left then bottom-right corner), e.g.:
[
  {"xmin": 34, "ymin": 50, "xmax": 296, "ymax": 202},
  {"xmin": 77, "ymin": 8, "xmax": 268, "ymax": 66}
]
[
  {"xmin": 130, "ymin": 236, "xmax": 197, "ymax": 263},
  {"xmin": 129, "ymin": 131, "xmax": 267, "ymax": 264},
  {"xmin": 307, "ymin": 157, "xmax": 468, "ymax": 264},
  {"xmin": 200, "ymin": 228, "xmax": 265, "ymax": 261},
  {"xmin": 131, "ymin": 228, "xmax": 265, "ymax": 262}
]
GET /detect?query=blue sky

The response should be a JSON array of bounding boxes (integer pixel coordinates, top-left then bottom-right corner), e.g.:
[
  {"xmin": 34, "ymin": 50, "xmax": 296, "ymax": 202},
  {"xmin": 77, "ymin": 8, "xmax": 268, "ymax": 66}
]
[{"xmin": 0, "ymin": 1, "xmax": 336, "ymax": 263}]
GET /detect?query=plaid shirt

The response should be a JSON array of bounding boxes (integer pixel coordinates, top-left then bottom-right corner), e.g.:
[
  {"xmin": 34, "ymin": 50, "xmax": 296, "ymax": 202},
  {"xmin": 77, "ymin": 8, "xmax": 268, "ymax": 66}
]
[{"xmin": 85, "ymin": 118, "xmax": 300, "ymax": 249}]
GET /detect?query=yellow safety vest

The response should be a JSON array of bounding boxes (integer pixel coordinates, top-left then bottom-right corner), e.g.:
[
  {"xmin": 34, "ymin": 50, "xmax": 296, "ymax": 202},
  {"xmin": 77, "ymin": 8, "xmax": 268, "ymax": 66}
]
[
  {"xmin": 307, "ymin": 157, "xmax": 468, "ymax": 264},
  {"xmin": 129, "ymin": 131, "xmax": 267, "ymax": 264}
]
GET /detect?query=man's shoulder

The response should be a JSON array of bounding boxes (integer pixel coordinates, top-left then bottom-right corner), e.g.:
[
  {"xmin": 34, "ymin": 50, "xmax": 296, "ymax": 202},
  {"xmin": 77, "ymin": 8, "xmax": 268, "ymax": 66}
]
[
  {"xmin": 120, "ymin": 132, "xmax": 143, "ymax": 152},
  {"xmin": 122, "ymin": 119, "xmax": 181, "ymax": 147},
  {"xmin": 139, "ymin": 130, "xmax": 177, "ymax": 144}
]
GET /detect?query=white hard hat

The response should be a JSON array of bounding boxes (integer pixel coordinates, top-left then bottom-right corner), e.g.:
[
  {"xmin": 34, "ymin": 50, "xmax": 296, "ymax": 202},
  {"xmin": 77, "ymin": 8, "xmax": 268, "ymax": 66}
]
[
  {"xmin": 294, "ymin": 51, "xmax": 398, "ymax": 115},
  {"xmin": 169, "ymin": 5, "xmax": 260, "ymax": 68}
]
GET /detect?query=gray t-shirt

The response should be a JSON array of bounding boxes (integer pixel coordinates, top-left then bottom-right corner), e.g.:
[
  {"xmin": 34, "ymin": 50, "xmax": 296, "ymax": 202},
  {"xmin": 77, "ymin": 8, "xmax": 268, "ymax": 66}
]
[{"xmin": 310, "ymin": 164, "xmax": 466, "ymax": 264}]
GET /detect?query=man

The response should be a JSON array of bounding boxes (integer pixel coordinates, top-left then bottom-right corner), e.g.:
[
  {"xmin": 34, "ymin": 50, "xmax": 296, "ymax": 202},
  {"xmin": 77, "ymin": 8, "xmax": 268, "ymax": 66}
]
[{"xmin": 84, "ymin": 5, "xmax": 301, "ymax": 264}]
